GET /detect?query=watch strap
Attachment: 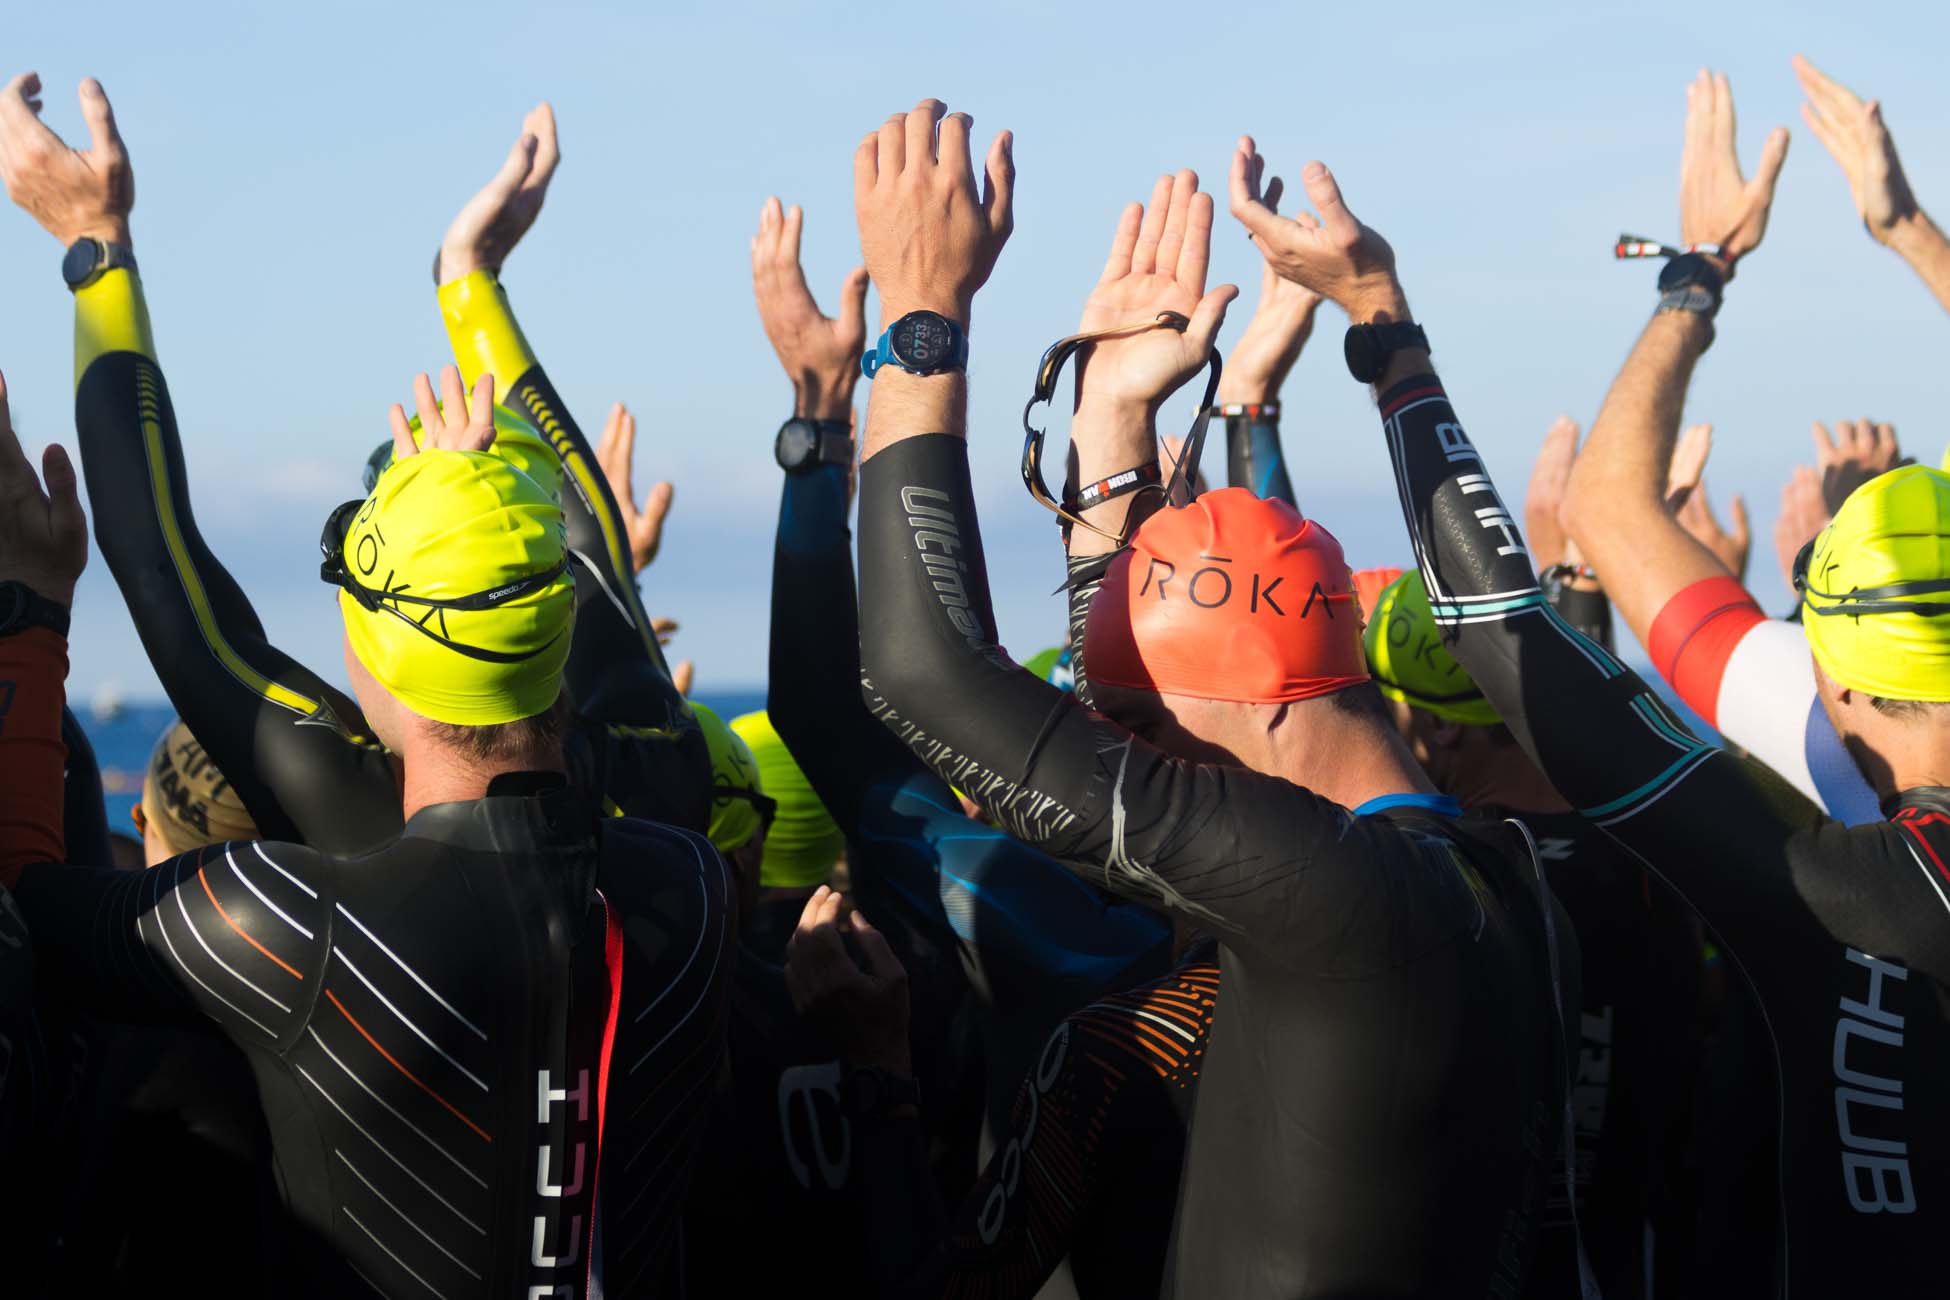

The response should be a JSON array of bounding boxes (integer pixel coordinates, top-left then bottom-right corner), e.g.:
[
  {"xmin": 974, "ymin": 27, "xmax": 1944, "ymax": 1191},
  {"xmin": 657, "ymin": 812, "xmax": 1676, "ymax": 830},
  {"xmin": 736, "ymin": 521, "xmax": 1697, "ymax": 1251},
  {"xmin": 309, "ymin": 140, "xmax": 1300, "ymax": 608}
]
[
  {"xmin": 1344, "ymin": 321, "xmax": 1430, "ymax": 383},
  {"xmin": 0, "ymin": 583, "xmax": 71, "ymax": 639},
  {"xmin": 63, "ymin": 238, "xmax": 137, "ymax": 292},
  {"xmin": 808, "ymin": 419, "xmax": 853, "ymax": 467}
]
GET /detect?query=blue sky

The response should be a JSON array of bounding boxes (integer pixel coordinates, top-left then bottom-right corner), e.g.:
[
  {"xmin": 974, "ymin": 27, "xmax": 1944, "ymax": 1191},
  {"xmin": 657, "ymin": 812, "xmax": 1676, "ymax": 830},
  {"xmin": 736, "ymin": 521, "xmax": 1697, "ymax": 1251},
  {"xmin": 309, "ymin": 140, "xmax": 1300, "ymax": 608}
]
[{"xmin": 5, "ymin": 0, "xmax": 1946, "ymax": 700}]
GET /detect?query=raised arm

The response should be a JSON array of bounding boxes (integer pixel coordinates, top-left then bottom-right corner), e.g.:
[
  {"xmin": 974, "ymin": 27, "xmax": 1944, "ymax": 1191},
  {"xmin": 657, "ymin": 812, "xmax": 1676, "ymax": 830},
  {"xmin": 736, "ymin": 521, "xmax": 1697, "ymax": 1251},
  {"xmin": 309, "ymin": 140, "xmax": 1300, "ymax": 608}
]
[
  {"xmin": 1229, "ymin": 135, "xmax": 1821, "ymax": 951},
  {"xmin": 433, "ymin": 108, "xmax": 692, "ymax": 729},
  {"xmin": 1560, "ymin": 72, "xmax": 1788, "ymax": 633},
  {"xmin": 1795, "ymin": 54, "xmax": 1950, "ymax": 316},
  {"xmin": 0, "ymin": 73, "xmax": 399, "ymax": 855},
  {"xmin": 1219, "ymin": 138, "xmax": 1322, "ymax": 508}
]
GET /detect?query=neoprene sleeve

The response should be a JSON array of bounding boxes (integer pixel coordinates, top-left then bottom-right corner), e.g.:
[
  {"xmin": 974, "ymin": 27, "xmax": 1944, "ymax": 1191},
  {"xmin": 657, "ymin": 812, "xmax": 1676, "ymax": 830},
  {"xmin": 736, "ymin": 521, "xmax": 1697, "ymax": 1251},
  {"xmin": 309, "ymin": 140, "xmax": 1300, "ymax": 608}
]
[
  {"xmin": 0, "ymin": 628, "xmax": 68, "ymax": 884},
  {"xmin": 1224, "ymin": 411, "xmax": 1297, "ymax": 506},
  {"xmin": 439, "ymin": 272, "xmax": 708, "ymax": 830},
  {"xmin": 71, "ymin": 270, "xmax": 402, "ymax": 856}
]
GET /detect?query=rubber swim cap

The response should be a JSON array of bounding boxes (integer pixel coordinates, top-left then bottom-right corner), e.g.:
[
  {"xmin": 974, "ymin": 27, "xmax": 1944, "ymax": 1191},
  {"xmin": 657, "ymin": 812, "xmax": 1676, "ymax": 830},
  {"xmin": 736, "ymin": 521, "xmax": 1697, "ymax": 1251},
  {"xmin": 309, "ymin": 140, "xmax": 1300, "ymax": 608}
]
[
  {"xmin": 1362, "ymin": 569, "xmax": 1502, "ymax": 726},
  {"xmin": 1351, "ymin": 566, "xmax": 1405, "ymax": 623},
  {"xmin": 141, "ymin": 719, "xmax": 258, "ymax": 854},
  {"xmin": 336, "ymin": 449, "xmax": 575, "ymax": 726},
  {"xmin": 363, "ymin": 404, "xmax": 563, "ymax": 501},
  {"xmin": 1799, "ymin": 464, "xmax": 1950, "ymax": 701},
  {"xmin": 729, "ymin": 711, "xmax": 845, "ymax": 889},
  {"xmin": 1085, "ymin": 487, "xmax": 1370, "ymax": 704},
  {"xmin": 692, "ymin": 702, "xmax": 766, "ymax": 853},
  {"xmin": 1022, "ymin": 644, "xmax": 1075, "ymax": 692}
]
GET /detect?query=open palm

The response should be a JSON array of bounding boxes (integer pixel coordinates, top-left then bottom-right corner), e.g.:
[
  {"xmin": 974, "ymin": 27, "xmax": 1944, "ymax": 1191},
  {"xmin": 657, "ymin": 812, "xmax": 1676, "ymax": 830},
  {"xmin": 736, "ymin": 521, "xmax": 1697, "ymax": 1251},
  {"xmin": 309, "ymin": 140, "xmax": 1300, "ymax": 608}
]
[{"xmin": 1075, "ymin": 170, "xmax": 1235, "ymax": 410}]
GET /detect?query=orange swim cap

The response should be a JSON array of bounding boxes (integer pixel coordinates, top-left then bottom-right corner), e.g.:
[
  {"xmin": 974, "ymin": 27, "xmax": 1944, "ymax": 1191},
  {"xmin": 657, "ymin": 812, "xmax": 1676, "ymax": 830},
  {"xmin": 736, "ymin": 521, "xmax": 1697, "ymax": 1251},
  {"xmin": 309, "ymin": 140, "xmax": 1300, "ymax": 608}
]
[
  {"xmin": 1351, "ymin": 566, "xmax": 1406, "ymax": 622},
  {"xmin": 1086, "ymin": 487, "xmax": 1371, "ymax": 704}
]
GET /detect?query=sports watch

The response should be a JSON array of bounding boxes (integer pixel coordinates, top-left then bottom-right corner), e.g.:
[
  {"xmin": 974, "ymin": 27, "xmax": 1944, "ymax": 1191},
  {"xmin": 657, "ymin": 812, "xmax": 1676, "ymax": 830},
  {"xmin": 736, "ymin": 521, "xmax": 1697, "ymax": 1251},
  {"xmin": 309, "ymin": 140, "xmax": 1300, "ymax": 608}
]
[
  {"xmin": 840, "ymin": 1066, "xmax": 921, "ymax": 1122},
  {"xmin": 774, "ymin": 417, "xmax": 853, "ymax": 474},
  {"xmin": 0, "ymin": 581, "xmax": 72, "ymax": 639},
  {"xmin": 61, "ymin": 237, "xmax": 137, "ymax": 292},
  {"xmin": 1343, "ymin": 322, "xmax": 1430, "ymax": 384},
  {"xmin": 862, "ymin": 310, "xmax": 968, "ymax": 378}
]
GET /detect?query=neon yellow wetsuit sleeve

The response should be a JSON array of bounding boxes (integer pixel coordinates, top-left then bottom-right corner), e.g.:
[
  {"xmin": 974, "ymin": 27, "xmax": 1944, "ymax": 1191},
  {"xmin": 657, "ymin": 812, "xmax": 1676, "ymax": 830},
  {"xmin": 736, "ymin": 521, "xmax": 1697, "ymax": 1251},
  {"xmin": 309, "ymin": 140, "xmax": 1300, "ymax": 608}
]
[
  {"xmin": 437, "ymin": 270, "xmax": 709, "ymax": 832},
  {"xmin": 72, "ymin": 268, "xmax": 402, "ymax": 854}
]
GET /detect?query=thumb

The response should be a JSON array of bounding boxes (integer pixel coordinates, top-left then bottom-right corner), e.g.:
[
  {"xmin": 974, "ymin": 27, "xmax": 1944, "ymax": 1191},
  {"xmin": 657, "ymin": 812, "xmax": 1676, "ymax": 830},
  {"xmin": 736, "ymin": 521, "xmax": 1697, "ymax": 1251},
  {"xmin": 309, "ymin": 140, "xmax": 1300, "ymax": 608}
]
[
  {"xmin": 77, "ymin": 77, "xmax": 122, "ymax": 157},
  {"xmin": 42, "ymin": 443, "xmax": 87, "ymax": 548},
  {"xmin": 839, "ymin": 266, "xmax": 870, "ymax": 340},
  {"xmin": 1749, "ymin": 126, "xmax": 1791, "ymax": 200},
  {"xmin": 672, "ymin": 660, "xmax": 694, "ymax": 697},
  {"xmin": 1185, "ymin": 283, "xmax": 1239, "ymax": 355},
  {"xmin": 1300, "ymin": 161, "xmax": 1360, "ymax": 241},
  {"xmin": 1729, "ymin": 493, "xmax": 1752, "ymax": 546}
]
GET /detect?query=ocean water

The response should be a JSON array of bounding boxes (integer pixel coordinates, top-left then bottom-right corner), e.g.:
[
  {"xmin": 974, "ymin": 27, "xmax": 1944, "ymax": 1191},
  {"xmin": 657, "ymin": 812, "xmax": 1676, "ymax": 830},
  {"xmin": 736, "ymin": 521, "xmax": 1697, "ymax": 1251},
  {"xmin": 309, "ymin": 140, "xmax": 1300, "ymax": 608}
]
[{"xmin": 81, "ymin": 689, "xmax": 769, "ymax": 840}]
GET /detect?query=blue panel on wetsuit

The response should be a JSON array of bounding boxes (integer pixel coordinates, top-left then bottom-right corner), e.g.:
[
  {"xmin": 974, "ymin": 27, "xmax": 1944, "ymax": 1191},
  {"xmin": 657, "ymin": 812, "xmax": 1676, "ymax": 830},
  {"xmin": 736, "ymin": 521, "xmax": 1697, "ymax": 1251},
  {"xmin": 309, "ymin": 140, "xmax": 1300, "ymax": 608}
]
[
  {"xmin": 1803, "ymin": 694, "xmax": 1882, "ymax": 826},
  {"xmin": 1353, "ymin": 793, "xmax": 1464, "ymax": 818}
]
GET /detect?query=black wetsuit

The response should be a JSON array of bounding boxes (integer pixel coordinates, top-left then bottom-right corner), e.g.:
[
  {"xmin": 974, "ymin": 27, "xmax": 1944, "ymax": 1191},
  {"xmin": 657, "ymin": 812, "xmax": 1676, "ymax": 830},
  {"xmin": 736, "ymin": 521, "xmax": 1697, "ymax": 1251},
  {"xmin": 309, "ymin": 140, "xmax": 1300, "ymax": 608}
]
[
  {"xmin": 857, "ymin": 431, "xmax": 1576, "ymax": 1298},
  {"xmin": 1227, "ymin": 403, "xmax": 1699, "ymax": 1296},
  {"xmin": 70, "ymin": 270, "xmax": 707, "ymax": 859},
  {"xmin": 8, "ymin": 769, "xmax": 733, "ymax": 1298},
  {"xmin": 868, "ymin": 939, "xmax": 1220, "ymax": 1299},
  {"xmin": 768, "ymin": 457, "xmax": 1171, "ymax": 1120},
  {"xmin": 1381, "ymin": 370, "xmax": 1950, "ymax": 1296}
]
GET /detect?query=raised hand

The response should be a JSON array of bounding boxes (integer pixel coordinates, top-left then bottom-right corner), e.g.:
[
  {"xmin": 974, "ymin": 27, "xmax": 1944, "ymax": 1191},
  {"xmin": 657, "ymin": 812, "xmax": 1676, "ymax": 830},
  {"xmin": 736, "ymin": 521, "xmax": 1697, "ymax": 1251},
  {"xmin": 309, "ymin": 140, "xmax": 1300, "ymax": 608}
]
[
  {"xmin": 0, "ymin": 372, "xmax": 87, "ymax": 609},
  {"xmin": 1229, "ymin": 136, "xmax": 1405, "ymax": 321},
  {"xmin": 1222, "ymin": 140, "xmax": 1324, "ymax": 405},
  {"xmin": 388, "ymin": 366, "xmax": 498, "ymax": 460},
  {"xmin": 1775, "ymin": 464, "xmax": 1829, "ymax": 590},
  {"xmin": 1663, "ymin": 423, "xmax": 1714, "ymax": 513},
  {"xmin": 752, "ymin": 197, "xmax": 869, "ymax": 421},
  {"xmin": 1678, "ymin": 70, "xmax": 1789, "ymax": 272},
  {"xmin": 436, "ymin": 103, "xmax": 560, "ymax": 283},
  {"xmin": 1793, "ymin": 56, "xmax": 1920, "ymax": 246},
  {"xmin": 1524, "ymin": 416, "xmax": 1580, "ymax": 572},
  {"xmin": 1811, "ymin": 417, "xmax": 1905, "ymax": 515},
  {"xmin": 595, "ymin": 401, "xmax": 675, "ymax": 574},
  {"xmin": 784, "ymin": 885, "xmax": 911, "ymax": 1075},
  {"xmin": 0, "ymin": 74, "xmax": 131, "ymax": 247},
  {"xmin": 853, "ymin": 98, "xmax": 1012, "ymax": 325},
  {"xmin": 1675, "ymin": 479, "xmax": 1751, "ymax": 583},
  {"xmin": 1075, "ymin": 169, "xmax": 1238, "ymax": 412}
]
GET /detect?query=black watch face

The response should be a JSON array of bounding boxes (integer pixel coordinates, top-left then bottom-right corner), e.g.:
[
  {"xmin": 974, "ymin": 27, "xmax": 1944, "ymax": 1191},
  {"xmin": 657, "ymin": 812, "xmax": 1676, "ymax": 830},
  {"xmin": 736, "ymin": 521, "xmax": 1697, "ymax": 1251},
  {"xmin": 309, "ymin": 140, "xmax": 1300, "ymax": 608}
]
[
  {"xmin": 62, "ymin": 239, "xmax": 101, "ymax": 288},
  {"xmin": 1659, "ymin": 253, "xmax": 1717, "ymax": 294},
  {"xmin": 776, "ymin": 420, "xmax": 818, "ymax": 469},
  {"xmin": 1344, "ymin": 327, "xmax": 1382, "ymax": 382},
  {"xmin": 891, "ymin": 312, "xmax": 955, "ymax": 372}
]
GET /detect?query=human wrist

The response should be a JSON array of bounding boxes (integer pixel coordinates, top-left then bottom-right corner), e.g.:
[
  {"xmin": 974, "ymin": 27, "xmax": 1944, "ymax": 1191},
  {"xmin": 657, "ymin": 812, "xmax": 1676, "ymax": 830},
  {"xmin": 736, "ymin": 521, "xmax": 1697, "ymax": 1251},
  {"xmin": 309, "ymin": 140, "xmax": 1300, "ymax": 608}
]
[
  {"xmin": 69, "ymin": 217, "xmax": 131, "ymax": 251},
  {"xmin": 1071, "ymin": 392, "xmax": 1157, "ymax": 470},
  {"xmin": 1216, "ymin": 373, "xmax": 1280, "ymax": 406},
  {"xmin": 793, "ymin": 376, "xmax": 858, "ymax": 423},
  {"xmin": 1340, "ymin": 278, "xmax": 1411, "ymax": 324},
  {"xmin": 1885, "ymin": 209, "xmax": 1941, "ymax": 258},
  {"xmin": 878, "ymin": 296, "xmax": 972, "ymax": 330},
  {"xmin": 436, "ymin": 243, "xmax": 492, "ymax": 285}
]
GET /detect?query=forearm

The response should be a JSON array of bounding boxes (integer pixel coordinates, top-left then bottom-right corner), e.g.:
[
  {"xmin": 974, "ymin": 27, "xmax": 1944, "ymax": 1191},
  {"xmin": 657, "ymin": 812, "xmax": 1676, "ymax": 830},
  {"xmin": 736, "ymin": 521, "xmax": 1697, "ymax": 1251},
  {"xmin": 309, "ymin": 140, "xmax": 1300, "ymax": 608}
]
[
  {"xmin": 1562, "ymin": 311, "xmax": 1726, "ymax": 640},
  {"xmin": 1887, "ymin": 210, "xmax": 1950, "ymax": 317},
  {"xmin": 0, "ymin": 630, "xmax": 70, "ymax": 885},
  {"xmin": 73, "ymin": 270, "xmax": 392, "ymax": 851},
  {"xmin": 1066, "ymin": 396, "xmax": 1164, "ymax": 560},
  {"xmin": 439, "ymin": 272, "xmax": 678, "ymax": 679},
  {"xmin": 768, "ymin": 461, "xmax": 931, "ymax": 826}
]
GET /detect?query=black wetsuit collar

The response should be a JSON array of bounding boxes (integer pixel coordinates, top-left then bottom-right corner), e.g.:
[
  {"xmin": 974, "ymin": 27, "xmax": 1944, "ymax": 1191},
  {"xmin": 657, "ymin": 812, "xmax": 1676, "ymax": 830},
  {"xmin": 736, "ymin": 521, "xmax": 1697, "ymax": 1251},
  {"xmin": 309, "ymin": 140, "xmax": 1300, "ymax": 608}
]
[
  {"xmin": 400, "ymin": 773, "xmax": 600, "ymax": 851},
  {"xmin": 1885, "ymin": 785, "xmax": 1950, "ymax": 821}
]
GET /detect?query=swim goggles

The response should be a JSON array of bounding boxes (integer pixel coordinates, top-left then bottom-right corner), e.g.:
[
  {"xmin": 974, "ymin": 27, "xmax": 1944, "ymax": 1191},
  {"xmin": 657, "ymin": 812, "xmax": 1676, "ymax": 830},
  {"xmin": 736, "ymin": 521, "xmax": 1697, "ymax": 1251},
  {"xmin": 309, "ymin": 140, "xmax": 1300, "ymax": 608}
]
[
  {"xmin": 1793, "ymin": 535, "xmax": 1950, "ymax": 617},
  {"xmin": 318, "ymin": 497, "xmax": 571, "ymax": 663},
  {"xmin": 1020, "ymin": 311, "xmax": 1222, "ymax": 544}
]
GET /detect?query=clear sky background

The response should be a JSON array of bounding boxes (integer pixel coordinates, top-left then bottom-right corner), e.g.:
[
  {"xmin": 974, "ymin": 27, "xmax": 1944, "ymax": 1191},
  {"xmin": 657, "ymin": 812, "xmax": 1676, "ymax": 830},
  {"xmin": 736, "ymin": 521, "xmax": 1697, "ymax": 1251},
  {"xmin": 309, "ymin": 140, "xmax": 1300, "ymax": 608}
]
[{"xmin": 5, "ymin": 0, "xmax": 1946, "ymax": 703}]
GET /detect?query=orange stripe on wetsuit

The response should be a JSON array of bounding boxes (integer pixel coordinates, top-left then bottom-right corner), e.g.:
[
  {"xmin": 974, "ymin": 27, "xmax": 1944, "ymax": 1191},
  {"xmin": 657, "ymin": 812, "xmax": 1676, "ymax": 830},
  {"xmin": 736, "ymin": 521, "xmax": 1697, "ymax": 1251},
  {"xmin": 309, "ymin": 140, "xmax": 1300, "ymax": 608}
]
[
  {"xmin": 325, "ymin": 987, "xmax": 490, "ymax": 1141},
  {"xmin": 196, "ymin": 852, "xmax": 304, "ymax": 979}
]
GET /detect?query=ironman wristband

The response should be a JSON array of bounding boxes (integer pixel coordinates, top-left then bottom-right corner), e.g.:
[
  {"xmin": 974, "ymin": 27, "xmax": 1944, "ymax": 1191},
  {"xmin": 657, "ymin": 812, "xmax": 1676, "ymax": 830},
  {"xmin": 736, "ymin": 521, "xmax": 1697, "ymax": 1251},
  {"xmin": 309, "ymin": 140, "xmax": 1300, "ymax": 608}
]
[{"xmin": 1070, "ymin": 461, "xmax": 1164, "ymax": 510}]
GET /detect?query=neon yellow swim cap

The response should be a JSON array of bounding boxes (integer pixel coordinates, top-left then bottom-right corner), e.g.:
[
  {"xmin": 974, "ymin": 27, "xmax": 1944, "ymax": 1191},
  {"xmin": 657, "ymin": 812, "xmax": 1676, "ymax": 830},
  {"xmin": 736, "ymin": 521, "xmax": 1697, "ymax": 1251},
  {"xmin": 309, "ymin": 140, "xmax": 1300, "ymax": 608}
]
[
  {"xmin": 1362, "ymin": 569, "xmax": 1502, "ymax": 726},
  {"xmin": 729, "ymin": 711, "xmax": 844, "ymax": 889},
  {"xmin": 364, "ymin": 404, "xmax": 562, "ymax": 502},
  {"xmin": 1799, "ymin": 464, "xmax": 1950, "ymax": 702},
  {"xmin": 692, "ymin": 703, "xmax": 765, "ymax": 854},
  {"xmin": 337, "ymin": 449, "xmax": 574, "ymax": 726}
]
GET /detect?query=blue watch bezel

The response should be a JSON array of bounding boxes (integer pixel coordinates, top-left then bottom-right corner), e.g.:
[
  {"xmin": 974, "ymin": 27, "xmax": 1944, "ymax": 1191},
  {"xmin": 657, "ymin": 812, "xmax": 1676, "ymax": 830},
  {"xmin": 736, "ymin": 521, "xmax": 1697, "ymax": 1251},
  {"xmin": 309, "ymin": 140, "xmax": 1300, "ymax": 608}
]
[{"xmin": 861, "ymin": 311, "xmax": 968, "ymax": 378}]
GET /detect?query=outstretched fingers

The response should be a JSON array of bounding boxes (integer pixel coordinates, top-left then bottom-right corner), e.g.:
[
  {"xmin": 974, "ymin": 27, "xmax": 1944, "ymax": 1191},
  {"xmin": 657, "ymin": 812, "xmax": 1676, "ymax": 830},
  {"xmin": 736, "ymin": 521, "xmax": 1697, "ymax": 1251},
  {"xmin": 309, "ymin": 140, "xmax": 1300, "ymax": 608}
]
[
  {"xmin": 1099, "ymin": 202, "xmax": 1142, "ymax": 284},
  {"xmin": 1131, "ymin": 173, "xmax": 1173, "ymax": 275},
  {"xmin": 981, "ymin": 129, "xmax": 1014, "ymax": 238},
  {"xmin": 77, "ymin": 77, "xmax": 122, "ymax": 160},
  {"xmin": 1298, "ymin": 160, "xmax": 1359, "ymax": 244},
  {"xmin": 1153, "ymin": 169, "xmax": 1197, "ymax": 280},
  {"xmin": 1175, "ymin": 189, "xmax": 1216, "ymax": 293}
]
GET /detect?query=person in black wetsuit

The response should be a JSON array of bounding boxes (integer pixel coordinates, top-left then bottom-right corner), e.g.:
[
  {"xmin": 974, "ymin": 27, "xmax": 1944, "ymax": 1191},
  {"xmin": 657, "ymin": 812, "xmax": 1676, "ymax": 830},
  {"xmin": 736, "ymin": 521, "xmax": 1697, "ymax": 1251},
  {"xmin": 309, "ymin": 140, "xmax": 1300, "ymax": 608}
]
[
  {"xmin": 0, "ymin": 74, "xmax": 735, "ymax": 1298},
  {"xmin": 847, "ymin": 100, "xmax": 1578, "ymax": 1299},
  {"xmin": 56, "ymin": 91, "xmax": 704, "ymax": 861},
  {"xmin": 749, "ymin": 193, "xmax": 1171, "ymax": 1120},
  {"xmin": 1219, "ymin": 71, "xmax": 1950, "ymax": 1294}
]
